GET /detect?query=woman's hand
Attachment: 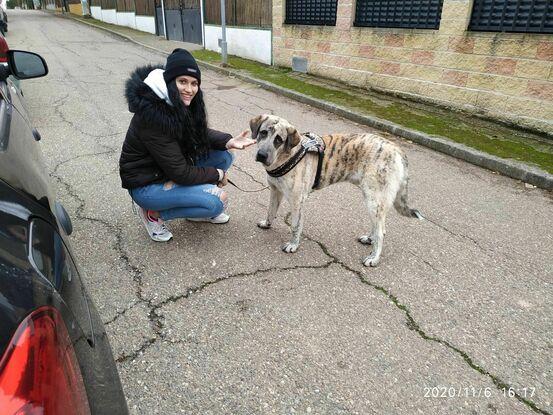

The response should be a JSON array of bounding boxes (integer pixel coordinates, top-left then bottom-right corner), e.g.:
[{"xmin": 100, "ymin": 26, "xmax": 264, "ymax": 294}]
[{"xmin": 226, "ymin": 130, "xmax": 256, "ymax": 150}]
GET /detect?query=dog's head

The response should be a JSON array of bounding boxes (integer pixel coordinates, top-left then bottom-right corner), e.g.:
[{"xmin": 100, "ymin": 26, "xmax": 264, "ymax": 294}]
[{"xmin": 250, "ymin": 115, "xmax": 301, "ymax": 167}]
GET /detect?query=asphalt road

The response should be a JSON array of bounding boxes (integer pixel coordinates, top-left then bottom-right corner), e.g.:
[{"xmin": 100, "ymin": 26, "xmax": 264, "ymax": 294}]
[{"xmin": 9, "ymin": 10, "xmax": 552, "ymax": 415}]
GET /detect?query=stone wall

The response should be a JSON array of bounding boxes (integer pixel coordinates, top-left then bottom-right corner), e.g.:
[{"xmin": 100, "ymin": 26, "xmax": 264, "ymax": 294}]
[{"xmin": 272, "ymin": 0, "xmax": 553, "ymax": 135}]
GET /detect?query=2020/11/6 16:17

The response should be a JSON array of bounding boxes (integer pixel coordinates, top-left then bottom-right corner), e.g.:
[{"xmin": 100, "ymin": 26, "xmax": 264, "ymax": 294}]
[{"xmin": 423, "ymin": 386, "xmax": 537, "ymax": 398}]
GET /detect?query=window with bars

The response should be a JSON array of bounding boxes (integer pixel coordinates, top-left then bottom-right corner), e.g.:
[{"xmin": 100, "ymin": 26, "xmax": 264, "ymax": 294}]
[
  {"xmin": 354, "ymin": 0, "xmax": 444, "ymax": 29},
  {"xmin": 469, "ymin": 0, "xmax": 553, "ymax": 33},
  {"xmin": 285, "ymin": 0, "xmax": 338, "ymax": 26}
]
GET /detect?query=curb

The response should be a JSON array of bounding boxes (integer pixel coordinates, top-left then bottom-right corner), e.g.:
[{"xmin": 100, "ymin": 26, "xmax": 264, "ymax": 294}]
[{"xmin": 65, "ymin": 13, "xmax": 553, "ymax": 191}]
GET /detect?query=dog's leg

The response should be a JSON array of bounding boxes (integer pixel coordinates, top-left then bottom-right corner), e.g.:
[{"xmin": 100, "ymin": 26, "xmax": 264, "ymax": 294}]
[
  {"xmin": 359, "ymin": 186, "xmax": 388, "ymax": 267},
  {"xmin": 359, "ymin": 222, "xmax": 386, "ymax": 244},
  {"xmin": 258, "ymin": 185, "xmax": 283, "ymax": 229},
  {"xmin": 362, "ymin": 203, "xmax": 385, "ymax": 267},
  {"xmin": 282, "ymin": 196, "xmax": 306, "ymax": 253},
  {"xmin": 358, "ymin": 186, "xmax": 377, "ymax": 245}
]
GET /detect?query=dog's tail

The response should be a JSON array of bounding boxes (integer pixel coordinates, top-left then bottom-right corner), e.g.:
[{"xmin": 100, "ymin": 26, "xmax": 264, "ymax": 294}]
[{"xmin": 393, "ymin": 158, "xmax": 424, "ymax": 220}]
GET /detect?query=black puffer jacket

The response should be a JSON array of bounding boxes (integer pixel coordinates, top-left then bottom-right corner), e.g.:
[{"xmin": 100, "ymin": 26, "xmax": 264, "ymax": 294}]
[{"xmin": 119, "ymin": 65, "xmax": 231, "ymax": 189}]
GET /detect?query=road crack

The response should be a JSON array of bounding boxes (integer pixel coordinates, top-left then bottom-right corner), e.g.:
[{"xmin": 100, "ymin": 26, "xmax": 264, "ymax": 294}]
[
  {"xmin": 51, "ymin": 169, "xmax": 160, "ymax": 364},
  {"xmin": 297, "ymin": 228, "xmax": 550, "ymax": 415},
  {"xmin": 104, "ymin": 300, "xmax": 141, "ymax": 326},
  {"xmin": 424, "ymin": 216, "xmax": 486, "ymax": 250},
  {"xmin": 51, "ymin": 150, "xmax": 117, "ymax": 176},
  {"xmin": 117, "ymin": 260, "xmax": 335, "ymax": 364}
]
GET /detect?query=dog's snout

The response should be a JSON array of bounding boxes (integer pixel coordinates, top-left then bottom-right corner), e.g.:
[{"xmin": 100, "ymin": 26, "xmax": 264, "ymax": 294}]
[{"xmin": 256, "ymin": 150, "xmax": 268, "ymax": 163}]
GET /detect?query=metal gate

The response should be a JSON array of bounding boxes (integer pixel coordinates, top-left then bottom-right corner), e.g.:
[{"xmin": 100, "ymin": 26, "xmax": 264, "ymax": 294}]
[
  {"xmin": 154, "ymin": 0, "xmax": 202, "ymax": 45},
  {"xmin": 155, "ymin": 5, "xmax": 165, "ymax": 37}
]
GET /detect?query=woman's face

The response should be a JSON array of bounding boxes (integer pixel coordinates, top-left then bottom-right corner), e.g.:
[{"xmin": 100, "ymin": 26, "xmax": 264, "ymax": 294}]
[{"xmin": 175, "ymin": 75, "xmax": 199, "ymax": 106}]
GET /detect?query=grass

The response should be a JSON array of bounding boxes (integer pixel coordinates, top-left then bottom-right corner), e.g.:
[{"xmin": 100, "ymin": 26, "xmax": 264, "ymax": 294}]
[{"xmin": 193, "ymin": 50, "xmax": 553, "ymax": 174}]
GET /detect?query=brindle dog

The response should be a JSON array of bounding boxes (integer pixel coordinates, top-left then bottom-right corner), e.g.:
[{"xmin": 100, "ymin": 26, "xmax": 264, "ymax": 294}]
[{"xmin": 251, "ymin": 114, "xmax": 422, "ymax": 267}]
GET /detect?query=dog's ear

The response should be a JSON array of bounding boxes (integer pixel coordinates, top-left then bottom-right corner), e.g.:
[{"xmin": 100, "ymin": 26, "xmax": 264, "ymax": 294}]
[
  {"xmin": 249, "ymin": 115, "xmax": 265, "ymax": 140},
  {"xmin": 285, "ymin": 126, "xmax": 301, "ymax": 152}
]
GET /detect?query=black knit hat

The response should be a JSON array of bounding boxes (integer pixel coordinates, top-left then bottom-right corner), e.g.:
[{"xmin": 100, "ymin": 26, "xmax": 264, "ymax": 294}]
[{"xmin": 163, "ymin": 48, "xmax": 201, "ymax": 85}]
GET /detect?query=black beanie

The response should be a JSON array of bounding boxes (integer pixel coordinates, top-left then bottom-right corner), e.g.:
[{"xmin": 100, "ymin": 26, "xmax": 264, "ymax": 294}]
[{"xmin": 163, "ymin": 48, "xmax": 201, "ymax": 85}]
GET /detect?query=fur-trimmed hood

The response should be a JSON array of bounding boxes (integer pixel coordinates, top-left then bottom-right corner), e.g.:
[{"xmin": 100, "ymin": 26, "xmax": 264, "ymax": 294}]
[{"xmin": 124, "ymin": 64, "xmax": 183, "ymax": 137}]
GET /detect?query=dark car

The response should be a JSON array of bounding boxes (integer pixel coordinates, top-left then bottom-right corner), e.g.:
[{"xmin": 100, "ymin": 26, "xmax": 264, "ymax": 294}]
[{"xmin": 0, "ymin": 50, "xmax": 128, "ymax": 413}]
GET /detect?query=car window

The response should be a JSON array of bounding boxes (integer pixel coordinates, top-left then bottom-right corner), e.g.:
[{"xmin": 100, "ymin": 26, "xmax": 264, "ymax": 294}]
[{"xmin": 29, "ymin": 218, "xmax": 93, "ymax": 340}]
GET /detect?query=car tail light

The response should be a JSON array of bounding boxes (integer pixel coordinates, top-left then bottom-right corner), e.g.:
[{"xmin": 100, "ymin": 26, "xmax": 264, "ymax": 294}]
[
  {"xmin": 0, "ymin": 35, "xmax": 7, "ymax": 63},
  {"xmin": 0, "ymin": 306, "xmax": 91, "ymax": 415}
]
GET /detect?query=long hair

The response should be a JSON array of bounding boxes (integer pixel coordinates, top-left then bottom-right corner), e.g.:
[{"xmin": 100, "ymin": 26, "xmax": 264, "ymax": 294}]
[{"xmin": 167, "ymin": 80, "xmax": 210, "ymax": 162}]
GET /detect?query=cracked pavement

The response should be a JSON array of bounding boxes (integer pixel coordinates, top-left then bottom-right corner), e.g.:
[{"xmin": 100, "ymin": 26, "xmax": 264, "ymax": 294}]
[{"xmin": 10, "ymin": 10, "xmax": 552, "ymax": 415}]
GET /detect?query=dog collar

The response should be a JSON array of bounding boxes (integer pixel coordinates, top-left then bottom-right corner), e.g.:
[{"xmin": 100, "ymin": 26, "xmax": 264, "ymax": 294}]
[{"xmin": 266, "ymin": 132, "xmax": 326, "ymax": 189}]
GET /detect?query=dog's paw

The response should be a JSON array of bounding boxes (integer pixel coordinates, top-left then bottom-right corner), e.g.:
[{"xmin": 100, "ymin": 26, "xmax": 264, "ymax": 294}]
[
  {"xmin": 358, "ymin": 235, "xmax": 373, "ymax": 245},
  {"xmin": 281, "ymin": 242, "xmax": 299, "ymax": 253},
  {"xmin": 362, "ymin": 254, "xmax": 380, "ymax": 267},
  {"xmin": 257, "ymin": 220, "xmax": 271, "ymax": 229}
]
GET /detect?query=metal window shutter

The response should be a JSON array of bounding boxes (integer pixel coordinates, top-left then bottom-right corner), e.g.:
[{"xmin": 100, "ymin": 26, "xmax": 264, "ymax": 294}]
[
  {"xmin": 469, "ymin": 0, "xmax": 553, "ymax": 33},
  {"xmin": 285, "ymin": 0, "xmax": 338, "ymax": 26},
  {"xmin": 354, "ymin": 0, "xmax": 444, "ymax": 29}
]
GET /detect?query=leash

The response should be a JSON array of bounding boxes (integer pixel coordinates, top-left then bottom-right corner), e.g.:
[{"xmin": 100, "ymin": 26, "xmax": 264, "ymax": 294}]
[{"xmin": 227, "ymin": 178, "xmax": 269, "ymax": 193}]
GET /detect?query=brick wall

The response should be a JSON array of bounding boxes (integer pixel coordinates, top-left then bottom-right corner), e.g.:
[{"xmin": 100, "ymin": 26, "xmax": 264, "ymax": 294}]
[{"xmin": 273, "ymin": 0, "xmax": 553, "ymax": 135}]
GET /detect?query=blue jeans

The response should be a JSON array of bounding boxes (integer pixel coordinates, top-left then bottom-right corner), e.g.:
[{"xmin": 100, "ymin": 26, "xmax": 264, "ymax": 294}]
[{"xmin": 130, "ymin": 150, "xmax": 233, "ymax": 221}]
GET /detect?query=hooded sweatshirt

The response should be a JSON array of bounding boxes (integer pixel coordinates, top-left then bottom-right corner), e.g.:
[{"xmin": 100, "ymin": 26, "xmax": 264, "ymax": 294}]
[
  {"xmin": 143, "ymin": 68, "xmax": 173, "ymax": 106},
  {"xmin": 119, "ymin": 65, "xmax": 231, "ymax": 189}
]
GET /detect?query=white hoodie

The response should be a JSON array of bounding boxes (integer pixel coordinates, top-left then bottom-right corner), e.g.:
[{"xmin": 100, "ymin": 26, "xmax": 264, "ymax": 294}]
[{"xmin": 143, "ymin": 69, "xmax": 173, "ymax": 106}]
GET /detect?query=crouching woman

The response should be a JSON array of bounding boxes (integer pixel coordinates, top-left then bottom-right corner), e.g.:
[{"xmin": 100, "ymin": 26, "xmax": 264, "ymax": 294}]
[{"xmin": 119, "ymin": 49, "xmax": 254, "ymax": 242}]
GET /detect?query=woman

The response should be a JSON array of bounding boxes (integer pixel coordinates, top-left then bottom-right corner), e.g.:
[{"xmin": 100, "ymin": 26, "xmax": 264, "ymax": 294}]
[{"xmin": 119, "ymin": 49, "xmax": 255, "ymax": 242}]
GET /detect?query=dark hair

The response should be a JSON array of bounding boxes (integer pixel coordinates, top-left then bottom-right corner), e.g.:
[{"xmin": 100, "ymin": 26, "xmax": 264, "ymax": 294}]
[{"xmin": 167, "ymin": 80, "xmax": 210, "ymax": 161}]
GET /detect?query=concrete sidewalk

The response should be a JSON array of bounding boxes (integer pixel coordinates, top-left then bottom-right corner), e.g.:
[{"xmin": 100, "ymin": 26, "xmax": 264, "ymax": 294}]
[{"xmin": 60, "ymin": 12, "xmax": 553, "ymax": 190}]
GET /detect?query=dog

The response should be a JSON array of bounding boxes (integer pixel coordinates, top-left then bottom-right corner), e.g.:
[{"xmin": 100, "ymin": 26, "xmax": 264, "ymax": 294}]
[{"xmin": 250, "ymin": 114, "xmax": 422, "ymax": 267}]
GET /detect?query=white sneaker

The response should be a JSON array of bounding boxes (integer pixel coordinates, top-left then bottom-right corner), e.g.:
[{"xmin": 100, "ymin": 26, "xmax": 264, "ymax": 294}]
[
  {"xmin": 135, "ymin": 203, "xmax": 173, "ymax": 242},
  {"xmin": 187, "ymin": 212, "xmax": 230, "ymax": 224}
]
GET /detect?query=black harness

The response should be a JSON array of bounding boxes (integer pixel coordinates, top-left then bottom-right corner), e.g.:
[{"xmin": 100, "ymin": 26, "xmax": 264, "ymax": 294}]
[{"xmin": 266, "ymin": 132, "xmax": 326, "ymax": 189}]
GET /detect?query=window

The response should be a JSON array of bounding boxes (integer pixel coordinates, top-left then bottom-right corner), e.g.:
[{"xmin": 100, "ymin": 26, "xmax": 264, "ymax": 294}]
[
  {"xmin": 469, "ymin": 0, "xmax": 553, "ymax": 33},
  {"xmin": 354, "ymin": 0, "xmax": 444, "ymax": 29},
  {"xmin": 285, "ymin": 0, "xmax": 338, "ymax": 26}
]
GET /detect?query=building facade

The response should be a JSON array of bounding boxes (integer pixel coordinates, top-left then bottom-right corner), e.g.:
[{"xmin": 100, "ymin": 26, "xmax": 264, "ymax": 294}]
[{"xmin": 273, "ymin": 0, "xmax": 553, "ymax": 134}]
